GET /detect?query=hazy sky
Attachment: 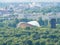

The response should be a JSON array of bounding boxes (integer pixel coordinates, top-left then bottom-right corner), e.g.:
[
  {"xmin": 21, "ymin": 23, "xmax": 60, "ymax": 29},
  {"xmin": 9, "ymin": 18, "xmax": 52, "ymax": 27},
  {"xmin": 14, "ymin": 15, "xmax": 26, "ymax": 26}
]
[{"xmin": 0, "ymin": 0, "xmax": 60, "ymax": 3}]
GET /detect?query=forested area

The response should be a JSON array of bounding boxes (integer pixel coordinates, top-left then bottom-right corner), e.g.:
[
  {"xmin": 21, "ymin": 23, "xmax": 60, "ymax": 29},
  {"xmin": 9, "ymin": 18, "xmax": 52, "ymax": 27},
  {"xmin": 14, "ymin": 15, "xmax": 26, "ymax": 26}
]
[{"xmin": 0, "ymin": 18, "xmax": 60, "ymax": 45}]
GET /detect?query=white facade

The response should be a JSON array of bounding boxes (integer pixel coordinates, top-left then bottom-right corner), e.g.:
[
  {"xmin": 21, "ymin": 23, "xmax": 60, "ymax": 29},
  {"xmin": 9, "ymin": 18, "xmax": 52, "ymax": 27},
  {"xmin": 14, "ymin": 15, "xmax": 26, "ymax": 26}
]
[{"xmin": 27, "ymin": 21, "xmax": 40, "ymax": 27}]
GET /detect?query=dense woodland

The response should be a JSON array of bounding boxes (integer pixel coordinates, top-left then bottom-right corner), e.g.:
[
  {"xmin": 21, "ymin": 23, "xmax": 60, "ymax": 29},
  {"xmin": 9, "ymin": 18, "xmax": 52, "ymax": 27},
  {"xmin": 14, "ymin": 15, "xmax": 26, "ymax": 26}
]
[{"xmin": 0, "ymin": 25, "xmax": 60, "ymax": 45}]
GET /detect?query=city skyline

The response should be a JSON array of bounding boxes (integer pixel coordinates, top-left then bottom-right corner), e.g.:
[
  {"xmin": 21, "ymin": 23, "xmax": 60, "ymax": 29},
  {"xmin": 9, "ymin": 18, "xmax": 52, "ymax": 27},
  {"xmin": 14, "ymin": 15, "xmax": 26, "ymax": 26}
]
[{"xmin": 0, "ymin": 0, "xmax": 60, "ymax": 3}]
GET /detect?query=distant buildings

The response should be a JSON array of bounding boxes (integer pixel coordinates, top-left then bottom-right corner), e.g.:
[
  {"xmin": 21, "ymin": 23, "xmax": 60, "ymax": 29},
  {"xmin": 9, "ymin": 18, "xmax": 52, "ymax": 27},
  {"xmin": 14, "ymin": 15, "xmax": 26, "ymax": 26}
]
[
  {"xmin": 0, "ymin": 3, "xmax": 60, "ymax": 28},
  {"xmin": 0, "ymin": 3, "xmax": 60, "ymax": 21}
]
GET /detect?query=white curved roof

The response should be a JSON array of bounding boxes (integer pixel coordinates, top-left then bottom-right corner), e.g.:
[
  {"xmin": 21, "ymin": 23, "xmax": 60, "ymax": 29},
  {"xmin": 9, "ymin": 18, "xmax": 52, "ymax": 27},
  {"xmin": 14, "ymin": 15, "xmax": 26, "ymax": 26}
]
[{"xmin": 27, "ymin": 21, "xmax": 40, "ymax": 27}]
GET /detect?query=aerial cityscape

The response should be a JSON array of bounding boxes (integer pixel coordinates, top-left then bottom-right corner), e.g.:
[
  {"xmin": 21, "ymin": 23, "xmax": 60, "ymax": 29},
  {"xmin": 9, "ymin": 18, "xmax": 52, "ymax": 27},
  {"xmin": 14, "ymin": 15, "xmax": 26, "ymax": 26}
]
[{"xmin": 0, "ymin": 2, "xmax": 60, "ymax": 45}]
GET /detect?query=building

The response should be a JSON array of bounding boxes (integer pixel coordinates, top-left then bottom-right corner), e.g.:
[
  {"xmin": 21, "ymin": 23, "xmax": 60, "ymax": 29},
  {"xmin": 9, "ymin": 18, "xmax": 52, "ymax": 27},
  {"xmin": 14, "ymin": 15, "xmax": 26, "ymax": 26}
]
[
  {"xmin": 27, "ymin": 21, "xmax": 40, "ymax": 27},
  {"xmin": 17, "ymin": 21, "xmax": 40, "ymax": 28},
  {"xmin": 50, "ymin": 18, "xmax": 56, "ymax": 28}
]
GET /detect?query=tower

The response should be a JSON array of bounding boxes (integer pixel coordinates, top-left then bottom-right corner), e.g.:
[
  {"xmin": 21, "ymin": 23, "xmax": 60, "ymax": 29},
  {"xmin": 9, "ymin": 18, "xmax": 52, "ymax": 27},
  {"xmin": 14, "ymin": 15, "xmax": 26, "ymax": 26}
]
[{"xmin": 50, "ymin": 18, "xmax": 56, "ymax": 28}]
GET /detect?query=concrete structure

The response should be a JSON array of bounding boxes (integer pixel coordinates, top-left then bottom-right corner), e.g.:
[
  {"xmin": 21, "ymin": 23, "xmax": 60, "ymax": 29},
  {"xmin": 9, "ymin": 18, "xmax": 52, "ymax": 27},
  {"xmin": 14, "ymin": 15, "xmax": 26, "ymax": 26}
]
[
  {"xmin": 17, "ymin": 21, "xmax": 40, "ymax": 28},
  {"xmin": 50, "ymin": 19, "xmax": 56, "ymax": 28},
  {"xmin": 27, "ymin": 21, "xmax": 40, "ymax": 27}
]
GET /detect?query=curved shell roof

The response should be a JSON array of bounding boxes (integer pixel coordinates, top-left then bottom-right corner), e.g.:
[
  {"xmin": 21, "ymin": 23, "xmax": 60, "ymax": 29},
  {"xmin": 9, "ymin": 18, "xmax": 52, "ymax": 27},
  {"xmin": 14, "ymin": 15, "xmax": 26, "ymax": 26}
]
[
  {"xmin": 27, "ymin": 21, "xmax": 40, "ymax": 27},
  {"xmin": 17, "ymin": 21, "xmax": 40, "ymax": 28}
]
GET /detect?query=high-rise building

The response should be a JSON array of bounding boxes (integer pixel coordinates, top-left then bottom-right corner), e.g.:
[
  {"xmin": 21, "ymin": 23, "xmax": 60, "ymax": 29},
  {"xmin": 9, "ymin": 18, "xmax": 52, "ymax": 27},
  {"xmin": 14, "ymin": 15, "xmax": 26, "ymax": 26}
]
[{"xmin": 50, "ymin": 18, "xmax": 56, "ymax": 28}]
